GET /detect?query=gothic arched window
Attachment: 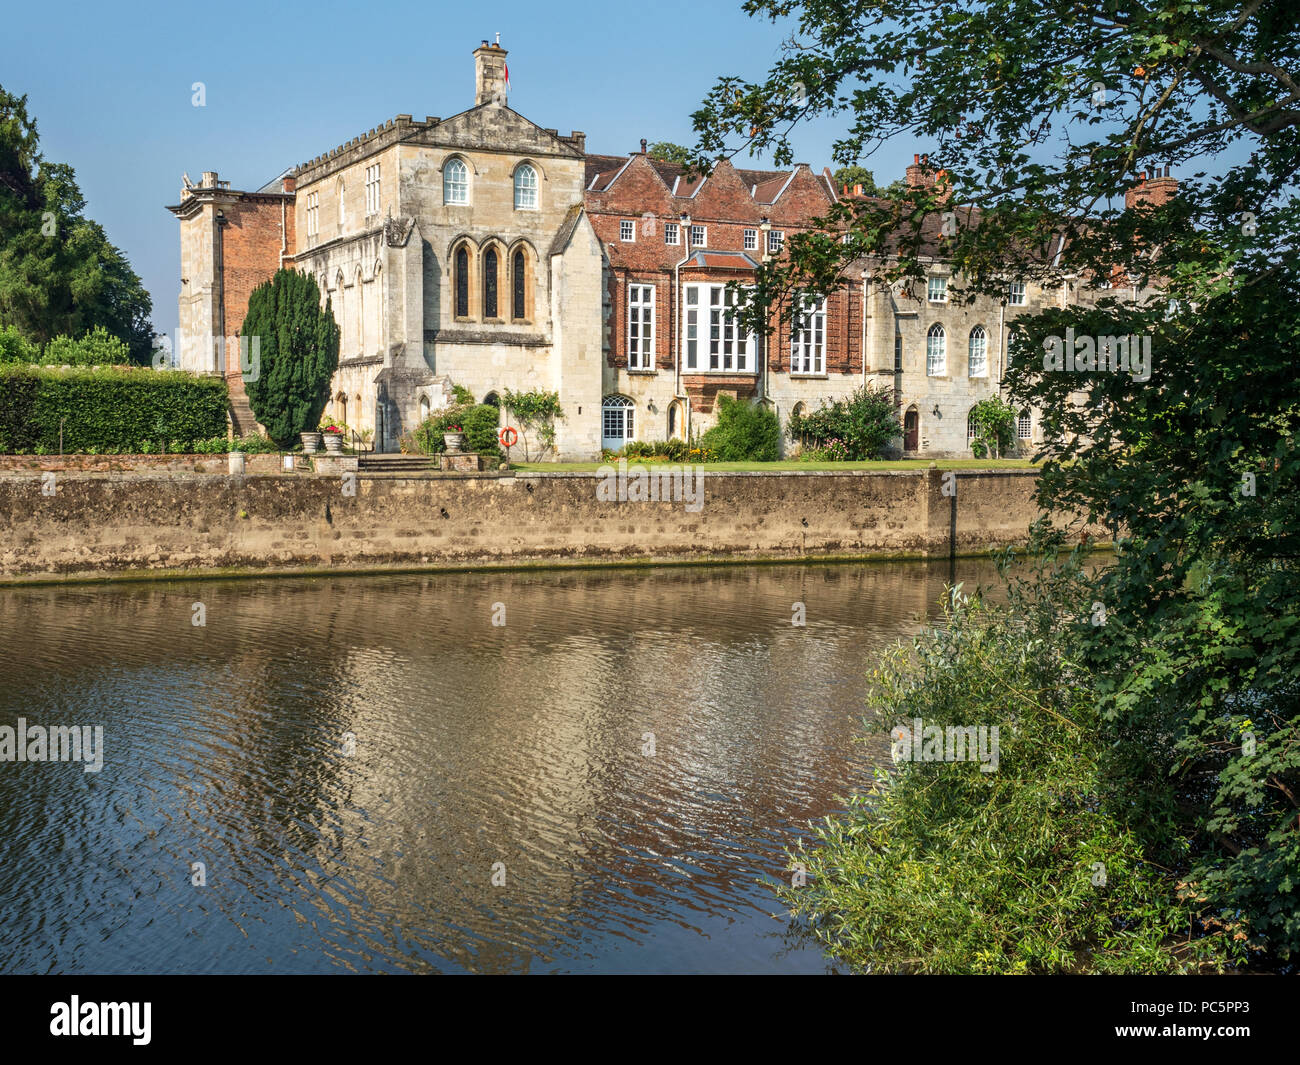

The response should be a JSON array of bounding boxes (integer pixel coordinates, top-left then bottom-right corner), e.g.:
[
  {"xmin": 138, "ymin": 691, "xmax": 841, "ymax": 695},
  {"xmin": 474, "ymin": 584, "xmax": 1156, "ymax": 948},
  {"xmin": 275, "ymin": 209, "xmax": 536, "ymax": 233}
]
[
  {"xmin": 455, "ymin": 246, "xmax": 469, "ymax": 318},
  {"xmin": 512, "ymin": 248, "xmax": 526, "ymax": 320},
  {"xmin": 483, "ymin": 248, "xmax": 499, "ymax": 318}
]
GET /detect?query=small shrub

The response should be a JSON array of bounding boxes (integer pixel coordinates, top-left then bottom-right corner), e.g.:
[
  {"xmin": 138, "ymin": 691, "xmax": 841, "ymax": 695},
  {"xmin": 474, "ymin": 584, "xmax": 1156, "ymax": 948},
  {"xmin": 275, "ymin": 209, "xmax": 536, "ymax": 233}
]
[
  {"xmin": 789, "ymin": 385, "xmax": 897, "ymax": 459},
  {"xmin": 699, "ymin": 396, "xmax": 780, "ymax": 461},
  {"xmin": 410, "ymin": 403, "xmax": 502, "ymax": 460}
]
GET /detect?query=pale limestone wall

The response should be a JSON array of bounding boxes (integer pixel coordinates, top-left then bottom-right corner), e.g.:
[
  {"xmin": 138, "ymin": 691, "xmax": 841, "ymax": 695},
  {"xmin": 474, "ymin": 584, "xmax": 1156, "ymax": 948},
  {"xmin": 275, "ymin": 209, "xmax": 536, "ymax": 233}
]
[
  {"xmin": 0, "ymin": 468, "xmax": 1101, "ymax": 581},
  {"xmin": 175, "ymin": 204, "xmax": 219, "ymax": 373}
]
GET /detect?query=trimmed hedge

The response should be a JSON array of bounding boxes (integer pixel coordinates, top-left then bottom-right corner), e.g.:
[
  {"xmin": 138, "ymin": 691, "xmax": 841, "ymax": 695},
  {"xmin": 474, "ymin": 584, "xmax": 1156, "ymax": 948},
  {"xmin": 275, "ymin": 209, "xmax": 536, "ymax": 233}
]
[{"xmin": 0, "ymin": 365, "xmax": 229, "ymax": 453}]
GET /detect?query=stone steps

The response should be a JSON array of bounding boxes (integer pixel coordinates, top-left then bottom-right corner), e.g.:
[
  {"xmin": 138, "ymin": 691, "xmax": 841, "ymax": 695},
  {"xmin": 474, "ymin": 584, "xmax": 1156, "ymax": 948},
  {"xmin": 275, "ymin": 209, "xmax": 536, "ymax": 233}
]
[{"xmin": 358, "ymin": 454, "xmax": 437, "ymax": 474}]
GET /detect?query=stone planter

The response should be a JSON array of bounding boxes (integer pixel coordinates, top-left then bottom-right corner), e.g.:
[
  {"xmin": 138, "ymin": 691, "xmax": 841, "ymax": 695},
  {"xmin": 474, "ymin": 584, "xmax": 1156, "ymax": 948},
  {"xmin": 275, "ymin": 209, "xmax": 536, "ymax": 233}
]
[
  {"xmin": 228, "ymin": 451, "xmax": 246, "ymax": 476},
  {"xmin": 443, "ymin": 432, "xmax": 465, "ymax": 453},
  {"xmin": 322, "ymin": 432, "xmax": 344, "ymax": 455},
  {"xmin": 300, "ymin": 432, "xmax": 323, "ymax": 454}
]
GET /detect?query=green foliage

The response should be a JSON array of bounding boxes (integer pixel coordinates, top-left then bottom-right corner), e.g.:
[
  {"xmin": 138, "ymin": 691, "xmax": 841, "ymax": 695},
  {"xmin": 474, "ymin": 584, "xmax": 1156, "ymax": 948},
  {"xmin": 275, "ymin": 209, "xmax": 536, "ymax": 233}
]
[
  {"xmin": 698, "ymin": 0, "xmax": 1300, "ymax": 971},
  {"xmin": 781, "ymin": 554, "xmax": 1239, "ymax": 974},
  {"xmin": 241, "ymin": 269, "xmax": 340, "ymax": 447},
  {"xmin": 967, "ymin": 396, "xmax": 1017, "ymax": 459},
  {"xmin": 0, "ymin": 324, "xmax": 38, "ymax": 364},
  {"xmin": 0, "ymin": 84, "xmax": 154, "ymax": 362},
  {"xmin": 451, "ymin": 383, "xmax": 475, "ymax": 405},
  {"xmin": 621, "ymin": 439, "xmax": 690, "ymax": 462},
  {"xmin": 700, "ymin": 395, "xmax": 780, "ymax": 461},
  {"xmin": 406, "ymin": 403, "xmax": 502, "ymax": 460},
  {"xmin": 502, "ymin": 388, "xmax": 563, "ymax": 460},
  {"xmin": 647, "ymin": 141, "xmax": 691, "ymax": 166},
  {"xmin": 39, "ymin": 326, "xmax": 131, "ymax": 367},
  {"xmin": 0, "ymin": 365, "xmax": 228, "ymax": 452},
  {"xmin": 788, "ymin": 385, "xmax": 897, "ymax": 459}
]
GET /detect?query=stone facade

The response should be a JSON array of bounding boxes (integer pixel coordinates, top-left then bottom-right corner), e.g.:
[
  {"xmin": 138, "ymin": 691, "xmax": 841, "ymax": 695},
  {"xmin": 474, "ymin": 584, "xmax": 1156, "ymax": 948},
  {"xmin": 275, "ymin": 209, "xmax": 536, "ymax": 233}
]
[{"xmin": 169, "ymin": 44, "xmax": 1172, "ymax": 459}]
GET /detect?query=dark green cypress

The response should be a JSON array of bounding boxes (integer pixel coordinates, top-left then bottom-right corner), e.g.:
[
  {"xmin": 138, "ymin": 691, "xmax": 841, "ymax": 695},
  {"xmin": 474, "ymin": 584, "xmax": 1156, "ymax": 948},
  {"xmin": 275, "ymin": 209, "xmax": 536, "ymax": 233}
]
[{"xmin": 241, "ymin": 269, "xmax": 340, "ymax": 446}]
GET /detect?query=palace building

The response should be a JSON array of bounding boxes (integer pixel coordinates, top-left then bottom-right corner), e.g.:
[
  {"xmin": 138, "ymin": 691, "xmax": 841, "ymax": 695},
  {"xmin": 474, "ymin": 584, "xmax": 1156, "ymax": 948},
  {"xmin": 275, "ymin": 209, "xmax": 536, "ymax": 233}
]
[{"xmin": 167, "ymin": 41, "xmax": 1175, "ymax": 459}]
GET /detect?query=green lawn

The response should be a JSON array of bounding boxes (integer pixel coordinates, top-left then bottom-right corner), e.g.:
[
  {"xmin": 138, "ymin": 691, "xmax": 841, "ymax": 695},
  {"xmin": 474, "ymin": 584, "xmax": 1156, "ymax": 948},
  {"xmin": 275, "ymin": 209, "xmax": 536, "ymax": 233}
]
[{"xmin": 511, "ymin": 457, "xmax": 1039, "ymax": 473}]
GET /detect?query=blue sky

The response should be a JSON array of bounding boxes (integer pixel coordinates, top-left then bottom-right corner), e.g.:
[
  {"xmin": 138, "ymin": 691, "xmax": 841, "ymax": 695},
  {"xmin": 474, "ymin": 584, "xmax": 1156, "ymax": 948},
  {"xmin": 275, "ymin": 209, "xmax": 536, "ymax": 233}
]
[{"xmin": 0, "ymin": 0, "xmax": 873, "ymax": 341}]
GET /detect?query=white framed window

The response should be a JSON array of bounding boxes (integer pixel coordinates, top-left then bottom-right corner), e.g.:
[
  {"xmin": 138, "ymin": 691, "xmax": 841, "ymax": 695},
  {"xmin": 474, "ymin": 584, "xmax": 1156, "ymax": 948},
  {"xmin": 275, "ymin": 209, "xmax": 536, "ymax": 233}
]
[
  {"xmin": 1017, "ymin": 410, "xmax": 1032, "ymax": 439},
  {"xmin": 968, "ymin": 325, "xmax": 988, "ymax": 377},
  {"xmin": 743, "ymin": 228, "xmax": 757, "ymax": 251},
  {"xmin": 968, "ymin": 410, "xmax": 979, "ymax": 441},
  {"xmin": 690, "ymin": 224, "xmax": 706, "ymax": 247},
  {"xmin": 926, "ymin": 323, "xmax": 946, "ymax": 376},
  {"xmin": 443, "ymin": 157, "xmax": 469, "ymax": 205},
  {"xmin": 602, "ymin": 394, "xmax": 634, "ymax": 449},
  {"xmin": 683, "ymin": 283, "xmax": 754, "ymax": 373},
  {"xmin": 664, "ymin": 222, "xmax": 679, "ymax": 246},
  {"xmin": 365, "ymin": 164, "xmax": 380, "ymax": 216},
  {"xmin": 894, "ymin": 333, "xmax": 902, "ymax": 372},
  {"xmin": 767, "ymin": 229, "xmax": 785, "ymax": 253},
  {"xmin": 1008, "ymin": 281, "xmax": 1026, "ymax": 305},
  {"xmin": 628, "ymin": 284, "xmax": 655, "ymax": 370},
  {"xmin": 791, "ymin": 297, "xmax": 825, "ymax": 375},
  {"xmin": 305, "ymin": 192, "xmax": 319, "ymax": 237},
  {"xmin": 620, "ymin": 219, "xmax": 636, "ymax": 242},
  {"xmin": 514, "ymin": 163, "xmax": 538, "ymax": 210},
  {"xmin": 927, "ymin": 276, "xmax": 948, "ymax": 303}
]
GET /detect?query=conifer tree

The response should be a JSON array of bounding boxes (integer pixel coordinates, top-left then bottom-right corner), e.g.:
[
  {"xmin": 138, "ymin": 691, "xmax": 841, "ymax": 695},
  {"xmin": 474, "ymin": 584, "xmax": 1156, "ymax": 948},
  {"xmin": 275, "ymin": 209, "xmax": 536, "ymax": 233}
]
[{"xmin": 241, "ymin": 270, "xmax": 339, "ymax": 446}]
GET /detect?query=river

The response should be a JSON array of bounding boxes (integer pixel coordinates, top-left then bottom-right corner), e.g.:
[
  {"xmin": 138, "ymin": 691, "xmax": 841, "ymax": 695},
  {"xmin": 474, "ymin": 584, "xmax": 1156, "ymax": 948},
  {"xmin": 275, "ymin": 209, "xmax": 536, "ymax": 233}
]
[{"xmin": 0, "ymin": 558, "xmax": 1004, "ymax": 974}]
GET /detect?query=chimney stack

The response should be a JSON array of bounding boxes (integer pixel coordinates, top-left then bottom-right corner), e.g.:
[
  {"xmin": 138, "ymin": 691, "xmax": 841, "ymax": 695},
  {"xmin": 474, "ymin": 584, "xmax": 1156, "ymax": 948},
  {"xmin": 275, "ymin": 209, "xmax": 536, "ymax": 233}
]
[
  {"xmin": 1126, "ymin": 165, "xmax": 1178, "ymax": 210},
  {"xmin": 473, "ymin": 41, "xmax": 508, "ymax": 107}
]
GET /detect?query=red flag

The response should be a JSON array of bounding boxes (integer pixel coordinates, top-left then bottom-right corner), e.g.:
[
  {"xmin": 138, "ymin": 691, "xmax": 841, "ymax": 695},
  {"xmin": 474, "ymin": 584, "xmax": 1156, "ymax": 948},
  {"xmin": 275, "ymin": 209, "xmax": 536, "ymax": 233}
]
[{"xmin": 504, "ymin": 63, "xmax": 510, "ymax": 93}]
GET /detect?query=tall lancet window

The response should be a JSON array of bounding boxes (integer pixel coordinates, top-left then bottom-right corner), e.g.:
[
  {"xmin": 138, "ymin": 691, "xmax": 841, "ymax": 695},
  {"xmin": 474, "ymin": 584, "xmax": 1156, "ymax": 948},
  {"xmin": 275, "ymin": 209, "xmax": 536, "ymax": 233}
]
[
  {"xmin": 455, "ymin": 246, "xmax": 469, "ymax": 318},
  {"xmin": 483, "ymin": 248, "xmax": 499, "ymax": 319},
  {"xmin": 512, "ymin": 249, "xmax": 526, "ymax": 320}
]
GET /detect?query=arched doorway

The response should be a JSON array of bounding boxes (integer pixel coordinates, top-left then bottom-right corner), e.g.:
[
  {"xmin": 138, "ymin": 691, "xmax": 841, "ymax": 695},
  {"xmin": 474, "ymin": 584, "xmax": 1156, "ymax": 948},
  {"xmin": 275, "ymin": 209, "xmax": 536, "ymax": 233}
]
[
  {"xmin": 602, "ymin": 395, "xmax": 634, "ymax": 451},
  {"xmin": 904, "ymin": 407, "xmax": 919, "ymax": 451}
]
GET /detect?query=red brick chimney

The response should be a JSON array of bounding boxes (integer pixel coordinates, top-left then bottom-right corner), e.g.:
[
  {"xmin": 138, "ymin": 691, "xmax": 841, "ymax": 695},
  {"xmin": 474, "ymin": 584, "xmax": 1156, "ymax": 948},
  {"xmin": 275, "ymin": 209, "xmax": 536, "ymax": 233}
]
[
  {"xmin": 1126, "ymin": 165, "xmax": 1178, "ymax": 209},
  {"xmin": 905, "ymin": 153, "xmax": 952, "ymax": 203},
  {"xmin": 905, "ymin": 153, "xmax": 933, "ymax": 190}
]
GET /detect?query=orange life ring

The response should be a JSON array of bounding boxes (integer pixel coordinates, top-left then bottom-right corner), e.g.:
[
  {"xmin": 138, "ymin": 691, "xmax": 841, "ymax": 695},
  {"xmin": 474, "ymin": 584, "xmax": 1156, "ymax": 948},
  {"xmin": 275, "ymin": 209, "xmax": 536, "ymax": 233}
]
[{"xmin": 499, "ymin": 426, "xmax": 518, "ymax": 447}]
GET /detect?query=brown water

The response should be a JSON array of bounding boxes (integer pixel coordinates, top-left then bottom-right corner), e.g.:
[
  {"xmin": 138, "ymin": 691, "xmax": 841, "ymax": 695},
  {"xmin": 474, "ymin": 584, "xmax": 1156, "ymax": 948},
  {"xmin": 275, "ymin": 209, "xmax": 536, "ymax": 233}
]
[{"xmin": 0, "ymin": 559, "xmax": 1002, "ymax": 974}]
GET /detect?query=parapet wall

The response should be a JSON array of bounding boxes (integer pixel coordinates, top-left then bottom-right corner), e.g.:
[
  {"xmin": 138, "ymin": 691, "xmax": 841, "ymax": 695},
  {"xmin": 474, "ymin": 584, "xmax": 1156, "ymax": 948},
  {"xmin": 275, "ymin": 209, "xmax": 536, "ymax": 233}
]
[{"xmin": 0, "ymin": 467, "xmax": 1092, "ymax": 582}]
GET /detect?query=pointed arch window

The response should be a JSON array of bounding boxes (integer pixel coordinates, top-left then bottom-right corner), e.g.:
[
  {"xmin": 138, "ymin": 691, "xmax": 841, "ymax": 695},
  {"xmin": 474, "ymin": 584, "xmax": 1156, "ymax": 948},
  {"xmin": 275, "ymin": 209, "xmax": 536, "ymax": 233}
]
[
  {"xmin": 444, "ymin": 158, "xmax": 469, "ymax": 205},
  {"xmin": 926, "ymin": 323, "xmax": 946, "ymax": 376},
  {"xmin": 483, "ymin": 248, "xmax": 499, "ymax": 319},
  {"xmin": 455, "ymin": 246, "xmax": 470, "ymax": 318},
  {"xmin": 512, "ymin": 248, "xmax": 527, "ymax": 320},
  {"xmin": 968, "ymin": 325, "xmax": 988, "ymax": 377}
]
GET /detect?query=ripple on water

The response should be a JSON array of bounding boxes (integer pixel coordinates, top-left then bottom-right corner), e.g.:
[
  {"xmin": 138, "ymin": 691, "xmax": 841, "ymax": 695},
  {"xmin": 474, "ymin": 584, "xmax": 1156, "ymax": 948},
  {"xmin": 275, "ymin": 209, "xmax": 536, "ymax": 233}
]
[{"xmin": 0, "ymin": 560, "xmax": 1001, "ymax": 973}]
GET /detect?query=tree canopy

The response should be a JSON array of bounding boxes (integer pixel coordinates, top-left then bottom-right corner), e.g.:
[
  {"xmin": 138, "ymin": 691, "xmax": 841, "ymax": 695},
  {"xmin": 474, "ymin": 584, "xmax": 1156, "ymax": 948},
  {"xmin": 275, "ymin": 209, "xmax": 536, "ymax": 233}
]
[
  {"xmin": 0, "ymin": 85, "xmax": 154, "ymax": 363},
  {"xmin": 241, "ymin": 270, "xmax": 340, "ymax": 446},
  {"xmin": 696, "ymin": 0, "xmax": 1300, "ymax": 967}
]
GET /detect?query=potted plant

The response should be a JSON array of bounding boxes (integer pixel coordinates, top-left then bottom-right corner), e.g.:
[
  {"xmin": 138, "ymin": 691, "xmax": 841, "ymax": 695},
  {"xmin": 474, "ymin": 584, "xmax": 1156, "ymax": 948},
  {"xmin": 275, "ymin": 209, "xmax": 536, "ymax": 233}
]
[
  {"xmin": 443, "ymin": 424, "xmax": 465, "ymax": 453},
  {"xmin": 321, "ymin": 423, "xmax": 344, "ymax": 454}
]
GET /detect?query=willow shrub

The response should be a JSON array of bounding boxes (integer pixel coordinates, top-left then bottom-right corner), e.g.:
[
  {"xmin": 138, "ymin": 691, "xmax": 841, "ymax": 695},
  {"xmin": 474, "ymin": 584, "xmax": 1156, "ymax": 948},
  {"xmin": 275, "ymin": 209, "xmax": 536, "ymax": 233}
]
[{"xmin": 780, "ymin": 550, "xmax": 1240, "ymax": 974}]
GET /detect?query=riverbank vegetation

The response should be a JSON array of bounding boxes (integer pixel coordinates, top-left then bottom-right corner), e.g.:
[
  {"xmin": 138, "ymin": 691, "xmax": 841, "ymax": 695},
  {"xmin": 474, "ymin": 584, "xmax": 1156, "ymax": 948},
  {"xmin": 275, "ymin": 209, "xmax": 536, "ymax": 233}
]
[{"xmin": 697, "ymin": 0, "xmax": 1300, "ymax": 971}]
